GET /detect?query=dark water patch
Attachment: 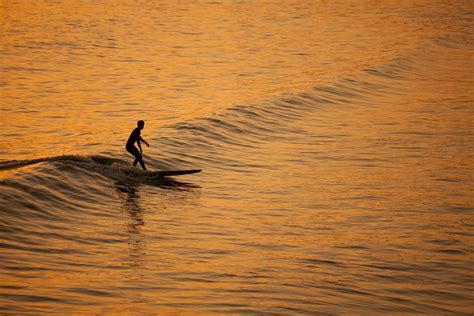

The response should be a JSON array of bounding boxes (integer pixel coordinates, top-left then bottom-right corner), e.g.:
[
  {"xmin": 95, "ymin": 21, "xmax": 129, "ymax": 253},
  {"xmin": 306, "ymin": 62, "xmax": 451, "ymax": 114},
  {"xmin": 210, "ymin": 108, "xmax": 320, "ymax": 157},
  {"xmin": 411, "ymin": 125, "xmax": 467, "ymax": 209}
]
[
  {"xmin": 303, "ymin": 258, "xmax": 345, "ymax": 267},
  {"xmin": 0, "ymin": 241, "xmax": 88, "ymax": 255},
  {"xmin": 444, "ymin": 205, "xmax": 473, "ymax": 213},
  {"xmin": 337, "ymin": 245, "xmax": 370, "ymax": 250},
  {"xmin": 1, "ymin": 66, "xmax": 51, "ymax": 73},
  {"xmin": 0, "ymin": 285, "xmax": 27, "ymax": 290},
  {"xmin": 0, "ymin": 293, "xmax": 76, "ymax": 304},
  {"xmin": 66, "ymin": 287, "xmax": 118, "ymax": 298},
  {"xmin": 428, "ymin": 238, "xmax": 461, "ymax": 246}
]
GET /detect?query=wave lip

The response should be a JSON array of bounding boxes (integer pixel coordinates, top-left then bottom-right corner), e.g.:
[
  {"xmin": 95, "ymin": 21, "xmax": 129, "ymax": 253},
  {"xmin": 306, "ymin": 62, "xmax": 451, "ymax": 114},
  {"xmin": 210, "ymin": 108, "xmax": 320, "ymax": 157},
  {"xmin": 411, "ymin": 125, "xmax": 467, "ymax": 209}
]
[
  {"xmin": 0, "ymin": 154, "xmax": 201, "ymax": 188},
  {"xmin": 0, "ymin": 155, "xmax": 90, "ymax": 171}
]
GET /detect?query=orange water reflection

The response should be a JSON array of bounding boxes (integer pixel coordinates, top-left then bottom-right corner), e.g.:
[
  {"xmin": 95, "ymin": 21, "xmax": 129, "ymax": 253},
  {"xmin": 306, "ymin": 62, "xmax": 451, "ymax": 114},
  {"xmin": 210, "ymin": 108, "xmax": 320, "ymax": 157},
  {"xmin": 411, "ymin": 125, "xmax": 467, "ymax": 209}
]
[
  {"xmin": 0, "ymin": 1, "xmax": 473, "ymax": 314},
  {"xmin": 1, "ymin": 1, "xmax": 434, "ymax": 160}
]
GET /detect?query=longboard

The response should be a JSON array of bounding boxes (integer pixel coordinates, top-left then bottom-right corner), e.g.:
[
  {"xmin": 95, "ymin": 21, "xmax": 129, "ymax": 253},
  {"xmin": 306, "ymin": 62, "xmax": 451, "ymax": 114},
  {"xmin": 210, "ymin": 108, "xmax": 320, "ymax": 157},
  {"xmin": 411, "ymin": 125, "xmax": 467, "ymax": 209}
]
[{"xmin": 148, "ymin": 169, "xmax": 202, "ymax": 177}]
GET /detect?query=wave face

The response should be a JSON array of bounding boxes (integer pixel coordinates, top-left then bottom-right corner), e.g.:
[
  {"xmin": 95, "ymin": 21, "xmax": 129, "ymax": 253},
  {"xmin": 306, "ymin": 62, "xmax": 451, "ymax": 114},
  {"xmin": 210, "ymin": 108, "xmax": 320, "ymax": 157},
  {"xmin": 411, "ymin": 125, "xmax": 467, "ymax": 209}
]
[{"xmin": 1, "ymin": 1, "xmax": 473, "ymax": 314}]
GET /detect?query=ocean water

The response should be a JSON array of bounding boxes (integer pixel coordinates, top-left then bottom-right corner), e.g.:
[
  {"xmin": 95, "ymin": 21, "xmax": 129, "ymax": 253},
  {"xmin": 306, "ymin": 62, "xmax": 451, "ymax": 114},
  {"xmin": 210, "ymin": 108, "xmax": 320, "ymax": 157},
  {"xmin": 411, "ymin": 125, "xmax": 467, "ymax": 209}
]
[{"xmin": 1, "ymin": 1, "xmax": 473, "ymax": 314}]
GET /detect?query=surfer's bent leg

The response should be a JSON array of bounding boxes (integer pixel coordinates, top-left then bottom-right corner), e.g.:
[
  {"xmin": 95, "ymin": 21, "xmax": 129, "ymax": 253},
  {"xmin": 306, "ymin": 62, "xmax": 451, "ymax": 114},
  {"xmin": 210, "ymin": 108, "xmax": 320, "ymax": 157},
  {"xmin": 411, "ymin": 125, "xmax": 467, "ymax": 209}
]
[
  {"xmin": 137, "ymin": 155, "xmax": 146, "ymax": 170},
  {"xmin": 126, "ymin": 146, "xmax": 147, "ymax": 170}
]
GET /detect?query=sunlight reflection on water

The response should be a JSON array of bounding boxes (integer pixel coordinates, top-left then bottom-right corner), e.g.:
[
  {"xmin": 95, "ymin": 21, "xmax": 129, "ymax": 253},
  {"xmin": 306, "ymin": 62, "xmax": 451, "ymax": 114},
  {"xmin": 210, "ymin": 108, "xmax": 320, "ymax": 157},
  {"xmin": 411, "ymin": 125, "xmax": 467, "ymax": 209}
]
[{"xmin": 0, "ymin": 1, "xmax": 473, "ymax": 314}]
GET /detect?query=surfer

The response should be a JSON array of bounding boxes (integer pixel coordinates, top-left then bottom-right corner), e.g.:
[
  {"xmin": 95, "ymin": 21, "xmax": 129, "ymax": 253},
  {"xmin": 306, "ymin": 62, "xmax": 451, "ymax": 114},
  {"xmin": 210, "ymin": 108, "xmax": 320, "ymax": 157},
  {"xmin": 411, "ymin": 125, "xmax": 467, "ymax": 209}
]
[{"xmin": 126, "ymin": 120, "xmax": 149, "ymax": 170}]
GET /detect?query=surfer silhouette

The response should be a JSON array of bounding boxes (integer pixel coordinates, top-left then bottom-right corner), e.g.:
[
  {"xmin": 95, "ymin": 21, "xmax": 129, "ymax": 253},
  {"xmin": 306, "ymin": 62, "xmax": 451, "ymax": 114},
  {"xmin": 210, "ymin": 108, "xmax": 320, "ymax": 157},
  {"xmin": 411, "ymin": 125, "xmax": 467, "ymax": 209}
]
[{"xmin": 126, "ymin": 120, "xmax": 149, "ymax": 170}]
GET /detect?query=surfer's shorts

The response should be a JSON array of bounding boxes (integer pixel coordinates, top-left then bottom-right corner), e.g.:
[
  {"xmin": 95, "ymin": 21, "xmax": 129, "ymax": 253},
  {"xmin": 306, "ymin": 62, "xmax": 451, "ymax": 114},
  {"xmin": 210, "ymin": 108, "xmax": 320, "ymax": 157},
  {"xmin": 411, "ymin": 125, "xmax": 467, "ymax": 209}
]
[
  {"xmin": 126, "ymin": 145, "xmax": 146, "ymax": 170},
  {"xmin": 126, "ymin": 145, "xmax": 142, "ymax": 160}
]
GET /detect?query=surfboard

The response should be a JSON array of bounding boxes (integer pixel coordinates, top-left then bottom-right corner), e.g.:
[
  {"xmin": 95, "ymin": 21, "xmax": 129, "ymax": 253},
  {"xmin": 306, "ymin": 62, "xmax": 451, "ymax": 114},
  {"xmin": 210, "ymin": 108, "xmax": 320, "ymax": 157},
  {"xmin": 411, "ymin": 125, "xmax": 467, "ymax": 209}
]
[{"xmin": 147, "ymin": 169, "xmax": 202, "ymax": 177}]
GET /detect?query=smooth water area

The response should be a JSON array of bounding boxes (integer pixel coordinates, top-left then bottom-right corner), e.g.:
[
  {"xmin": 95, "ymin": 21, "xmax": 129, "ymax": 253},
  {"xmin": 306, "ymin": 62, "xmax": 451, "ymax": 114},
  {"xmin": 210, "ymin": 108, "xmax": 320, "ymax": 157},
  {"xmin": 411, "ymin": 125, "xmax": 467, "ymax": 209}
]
[{"xmin": 1, "ymin": 1, "xmax": 473, "ymax": 314}]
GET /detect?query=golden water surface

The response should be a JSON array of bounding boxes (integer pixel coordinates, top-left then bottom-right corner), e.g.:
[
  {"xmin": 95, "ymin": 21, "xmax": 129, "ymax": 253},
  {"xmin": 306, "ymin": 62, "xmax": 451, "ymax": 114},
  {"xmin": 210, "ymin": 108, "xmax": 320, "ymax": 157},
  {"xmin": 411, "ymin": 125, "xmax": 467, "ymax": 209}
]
[{"xmin": 0, "ymin": 1, "xmax": 473, "ymax": 314}]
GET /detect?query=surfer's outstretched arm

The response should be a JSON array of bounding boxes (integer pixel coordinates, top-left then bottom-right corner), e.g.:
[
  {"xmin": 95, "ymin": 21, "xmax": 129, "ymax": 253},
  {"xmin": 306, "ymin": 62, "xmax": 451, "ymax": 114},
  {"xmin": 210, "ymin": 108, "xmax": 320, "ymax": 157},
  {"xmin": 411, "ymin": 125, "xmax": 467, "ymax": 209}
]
[{"xmin": 139, "ymin": 136, "xmax": 150, "ymax": 147}]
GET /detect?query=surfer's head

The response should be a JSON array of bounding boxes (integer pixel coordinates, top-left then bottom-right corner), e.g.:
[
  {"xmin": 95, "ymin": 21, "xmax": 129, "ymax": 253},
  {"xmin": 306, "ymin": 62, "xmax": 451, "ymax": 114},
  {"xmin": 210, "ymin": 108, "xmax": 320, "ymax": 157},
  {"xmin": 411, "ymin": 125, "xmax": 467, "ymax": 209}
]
[{"xmin": 137, "ymin": 120, "xmax": 145, "ymax": 130}]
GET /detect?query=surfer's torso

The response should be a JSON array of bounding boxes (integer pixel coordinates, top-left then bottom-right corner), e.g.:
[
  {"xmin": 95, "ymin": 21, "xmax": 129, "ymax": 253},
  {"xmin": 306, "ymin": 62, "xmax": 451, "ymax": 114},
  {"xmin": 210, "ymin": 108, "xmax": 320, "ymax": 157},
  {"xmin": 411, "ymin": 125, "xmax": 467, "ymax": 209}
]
[{"xmin": 126, "ymin": 127, "xmax": 141, "ymax": 148}]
